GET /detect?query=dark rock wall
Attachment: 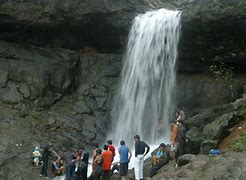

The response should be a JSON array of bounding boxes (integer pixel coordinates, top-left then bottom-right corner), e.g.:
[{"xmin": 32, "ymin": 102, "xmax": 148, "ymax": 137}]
[
  {"xmin": 0, "ymin": 41, "xmax": 79, "ymax": 108},
  {"xmin": 0, "ymin": 0, "xmax": 149, "ymax": 52},
  {"xmin": 0, "ymin": 40, "xmax": 122, "ymax": 141},
  {"xmin": 177, "ymin": 74, "xmax": 246, "ymax": 116},
  {"xmin": 0, "ymin": 0, "xmax": 245, "ymax": 65}
]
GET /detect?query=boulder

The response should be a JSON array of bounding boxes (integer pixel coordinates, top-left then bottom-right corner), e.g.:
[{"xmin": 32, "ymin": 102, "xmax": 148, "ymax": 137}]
[
  {"xmin": 186, "ymin": 127, "xmax": 202, "ymax": 154},
  {"xmin": 203, "ymin": 113, "xmax": 238, "ymax": 140},
  {"xmin": 200, "ymin": 112, "xmax": 239, "ymax": 153}
]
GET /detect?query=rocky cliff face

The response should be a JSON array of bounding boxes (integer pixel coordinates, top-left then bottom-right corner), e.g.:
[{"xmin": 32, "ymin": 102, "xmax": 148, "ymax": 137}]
[
  {"xmin": 0, "ymin": 0, "xmax": 246, "ymax": 179},
  {"xmin": 0, "ymin": 0, "xmax": 149, "ymax": 52},
  {"xmin": 0, "ymin": 0, "xmax": 245, "ymax": 68},
  {"xmin": 0, "ymin": 0, "xmax": 245, "ymax": 113}
]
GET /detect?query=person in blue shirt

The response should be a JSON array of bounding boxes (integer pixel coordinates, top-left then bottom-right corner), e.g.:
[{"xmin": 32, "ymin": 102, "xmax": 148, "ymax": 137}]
[
  {"xmin": 150, "ymin": 143, "xmax": 171, "ymax": 178},
  {"xmin": 118, "ymin": 140, "xmax": 132, "ymax": 179}
]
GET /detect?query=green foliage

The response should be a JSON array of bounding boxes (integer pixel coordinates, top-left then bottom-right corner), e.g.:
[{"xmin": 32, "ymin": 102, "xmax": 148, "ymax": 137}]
[
  {"xmin": 232, "ymin": 131, "xmax": 246, "ymax": 152},
  {"xmin": 210, "ymin": 62, "xmax": 234, "ymax": 87}
]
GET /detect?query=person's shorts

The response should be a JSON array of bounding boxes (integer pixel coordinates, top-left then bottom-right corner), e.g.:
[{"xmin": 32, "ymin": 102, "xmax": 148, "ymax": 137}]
[
  {"xmin": 119, "ymin": 162, "xmax": 128, "ymax": 176},
  {"xmin": 171, "ymin": 144, "xmax": 179, "ymax": 152}
]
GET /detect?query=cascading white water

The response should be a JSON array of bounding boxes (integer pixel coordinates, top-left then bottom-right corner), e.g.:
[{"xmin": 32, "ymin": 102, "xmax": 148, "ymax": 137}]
[{"xmin": 109, "ymin": 8, "xmax": 181, "ymax": 146}]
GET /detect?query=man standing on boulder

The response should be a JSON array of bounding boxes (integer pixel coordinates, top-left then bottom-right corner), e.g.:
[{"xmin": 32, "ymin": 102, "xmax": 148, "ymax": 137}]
[{"xmin": 134, "ymin": 135, "xmax": 150, "ymax": 180}]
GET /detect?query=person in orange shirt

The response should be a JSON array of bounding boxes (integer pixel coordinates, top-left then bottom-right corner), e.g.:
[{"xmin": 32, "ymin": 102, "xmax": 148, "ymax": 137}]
[
  {"xmin": 170, "ymin": 120, "xmax": 179, "ymax": 164},
  {"xmin": 101, "ymin": 144, "xmax": 113, "ymax": 180}
]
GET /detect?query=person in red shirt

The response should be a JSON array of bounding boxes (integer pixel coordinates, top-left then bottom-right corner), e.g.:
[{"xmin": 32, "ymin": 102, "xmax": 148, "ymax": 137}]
[
  {"xmin": 107, "ymin": 140, "xmax": 115, "ymax": 162},
  {"xmin": 101, "ymin": 144, "xmax": 113, "ymax": 180}
]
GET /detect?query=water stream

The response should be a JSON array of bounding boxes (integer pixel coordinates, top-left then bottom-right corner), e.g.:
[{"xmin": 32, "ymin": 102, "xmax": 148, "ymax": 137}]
[{"xmin": 109, "ymin": 8, "xmax": 181, "ymax": 147}]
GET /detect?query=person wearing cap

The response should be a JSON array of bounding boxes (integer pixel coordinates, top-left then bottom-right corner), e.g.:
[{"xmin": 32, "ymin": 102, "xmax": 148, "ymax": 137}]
[{"xmin": 149, "ymin": 143, "xmax": 171, "ymax": 178}]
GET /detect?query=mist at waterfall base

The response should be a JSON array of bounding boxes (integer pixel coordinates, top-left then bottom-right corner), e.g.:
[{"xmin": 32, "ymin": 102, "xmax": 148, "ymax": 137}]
[{"xmin": 108, "ymin": 8, "xmax": 181, "ymax": 149}]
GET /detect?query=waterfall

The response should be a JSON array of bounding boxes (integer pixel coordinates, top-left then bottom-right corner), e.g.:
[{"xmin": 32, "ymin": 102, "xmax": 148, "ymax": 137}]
[{"xmin": 109, "ymin": 8, "xmax": 181, "ymax": 146}]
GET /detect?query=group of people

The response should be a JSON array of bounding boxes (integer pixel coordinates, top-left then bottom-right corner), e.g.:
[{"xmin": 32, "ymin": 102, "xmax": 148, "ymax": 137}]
[
  {"xmin": 90, "ymin": 140, "xmax": 132, "ymax": 180},
  {"xmin": 31, "ymin": 139, "xmax": 132, "ymax": 180},
  {"xmin": 31, "ymin": 110, "xmax": 188, "ymax": 179},
  {"xmin": 32, "ymin": 144, "xmax": 89, "ymax": 179}
]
